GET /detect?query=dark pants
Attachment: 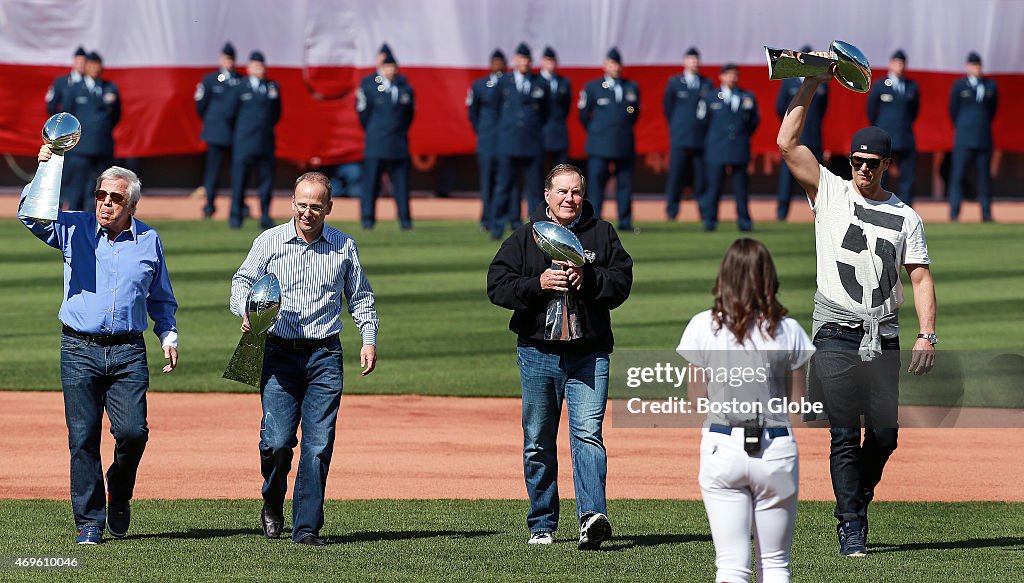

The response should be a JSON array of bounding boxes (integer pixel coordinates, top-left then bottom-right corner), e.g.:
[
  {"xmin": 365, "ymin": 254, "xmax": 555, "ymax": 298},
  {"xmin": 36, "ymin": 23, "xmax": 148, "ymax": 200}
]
[
  {"xmin": 812, "ymin": 324, "xmax": 900, "ymax": 526},
  {"xmin": 330, "ymin": 162, "xmax": 362, "ymax": 199},
  {"xmin": 491, "ymin": 154, "xmax": 542, "ymax": 238},
  {"xmin": 702, "ymin": 162, "xmax": 751, "ymax": 231},
  {"xmin": 202, "ymin": 144, "xmax": 231, "ymax": 215},
  {"xmin": 881, "ymin": 148, "xmax": 916, "ymax": 206},
  {"xmin": 231, "ymin": 153, "xmax": 275, "ymax": 228},
  {"xmin": 259, "ymin": 338, "xmax": 344, "ymax": 541},
  {"xmin": 949, "ymin": 146, "xmax": 993, "ymax": 221},
  {"xmin": 63, "ymin": 152, "xmax": 112, "ymax": 212},
  {"xmin": 665, "ymin": 147, "xmax": 705, "ymax": 220},
  {"xmin": 60, "ymin": 332, "xmax": 149, "ymax": 529},
  {"xmin": 546, "ymin": 149, "xmax": 568, "ymax": 168},
  {"xmin": 587, "ymin": 156, "xmax": 634, "ymax": 230},
  {"xmin": 477, "ymin": 153, "xmax": 498, "ymax": 228},
  {"xmin": 777, "ymin": 146, "xmax": 822, "ymax": 220},
  {"xmin": 362, "ymin": 157, "xmax": 412, "ymax": 229}
]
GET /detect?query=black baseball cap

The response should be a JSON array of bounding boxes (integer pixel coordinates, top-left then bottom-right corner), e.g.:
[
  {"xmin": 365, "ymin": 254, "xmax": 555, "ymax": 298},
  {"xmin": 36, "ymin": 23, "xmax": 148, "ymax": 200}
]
[{"xmin": 850, "ymin": 126, "xmax": 891, "ymax": 157}]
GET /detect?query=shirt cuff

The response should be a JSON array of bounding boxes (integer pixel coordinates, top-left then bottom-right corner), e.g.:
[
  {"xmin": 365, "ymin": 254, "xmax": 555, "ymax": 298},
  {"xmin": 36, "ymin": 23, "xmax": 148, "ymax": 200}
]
[
  {"xmin": 360, "ymin": 327, "xmax": 377, "ymax": 346},
  {"xmin": 160, "ymin": 330, "xmax": 178, "ymax": 348}
]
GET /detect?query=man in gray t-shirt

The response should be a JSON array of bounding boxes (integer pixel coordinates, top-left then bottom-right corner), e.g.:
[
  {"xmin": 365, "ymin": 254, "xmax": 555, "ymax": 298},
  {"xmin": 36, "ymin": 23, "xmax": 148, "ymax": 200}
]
[{"xmin": 777, "ymin": 61, "xmax": 937, "ymax": 558}]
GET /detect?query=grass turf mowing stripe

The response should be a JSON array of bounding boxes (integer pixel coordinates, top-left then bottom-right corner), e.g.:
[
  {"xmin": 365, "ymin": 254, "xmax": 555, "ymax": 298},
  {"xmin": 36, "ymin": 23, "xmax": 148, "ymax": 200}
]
[{"xmin": 0, "ymin": 499, "xmax": 1021, "ymax": 582}]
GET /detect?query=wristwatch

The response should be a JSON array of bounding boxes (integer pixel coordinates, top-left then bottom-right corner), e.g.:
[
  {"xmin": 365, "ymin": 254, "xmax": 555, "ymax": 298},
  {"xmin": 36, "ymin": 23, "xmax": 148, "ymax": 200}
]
[{"xmin": 917, "ymin": 333, "xmax": 938, "ymax": 345}]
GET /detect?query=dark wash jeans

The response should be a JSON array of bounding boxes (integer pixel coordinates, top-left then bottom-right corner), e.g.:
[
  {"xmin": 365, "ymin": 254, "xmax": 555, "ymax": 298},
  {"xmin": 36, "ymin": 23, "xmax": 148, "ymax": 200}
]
[
  {"xmin": 812, "ymin": 323, "xmax": 900, "ymax": 525},
  {"xmin": 259, "ymin": 338, "xmax": 344, "ymax": 542},
  {"xmin": 60, "ymin": 333, "xmax": 150, "ymax": 529}
]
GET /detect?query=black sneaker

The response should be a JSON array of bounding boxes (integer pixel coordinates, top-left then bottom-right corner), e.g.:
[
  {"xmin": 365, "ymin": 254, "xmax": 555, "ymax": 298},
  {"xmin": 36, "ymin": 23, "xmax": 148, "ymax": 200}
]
[
  {"xmin": 578, "ymin": 513, "xmax": 611, "ymax": 550},
  {"xmin": 838, "ymin": 520, "xmax": 867, "ymax": 557},
  {"xmin": 107, "ymin": 500, "xmax": 130, "ymax": 539}
]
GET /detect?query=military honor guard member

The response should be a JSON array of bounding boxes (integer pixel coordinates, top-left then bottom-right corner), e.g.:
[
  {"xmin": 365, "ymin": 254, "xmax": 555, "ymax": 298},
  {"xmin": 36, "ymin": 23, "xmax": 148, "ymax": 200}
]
[
  {"xmin": 488, "ymin": 42, "xmax": 549, "ymax": 240},
  {"xmin": 62, "ymin": 51, "xmax": 121, "ymax": 212},
  {"xmin": 867, "ymin": 50, "xmax": 918, "ymax": 205},
  {"xmin": 948, "ymin": 51, "xmax": 998, "ymax": 222},
  {"xmin": 578, "ymin": 47, "xmax": 640, "ymax": 231},
  {"xmin": 468, "ymin": 49, "xmax": 507, "ymax": 231},
  {"xmin": 357, "ymin": 48, "xmax": 415, "ymax": 230},
  {"xmin": 776, "ymin": 45, "xmax": 829, "ymax": 220},
  {"xmin": 228, "ymin": 50, "xmax": 281, "ymax": 229},
  {"xmin": 195, "ymin": 42, "xmax": 241, "ymax": 217},
  {"xmin": 540, "ymin": 46, "xmax": 572, "ymax": 167},
  {"xmin": 45, "ymin": 46, "xmax": 87, "ymax": 116},
  {"xmin": 664, "ymin": 47, "xmax": 714, "ymax": 221},
  {"xmin": 701, "ymin": 63, "xmax": 759, "ymax": 232}
]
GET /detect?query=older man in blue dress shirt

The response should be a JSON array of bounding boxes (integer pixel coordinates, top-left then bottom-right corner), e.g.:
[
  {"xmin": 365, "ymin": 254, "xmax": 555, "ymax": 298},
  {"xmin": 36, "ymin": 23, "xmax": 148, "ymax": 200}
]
[{"xmin": 20, "ymin": 147, "xmax": 179, "ymax": 545}]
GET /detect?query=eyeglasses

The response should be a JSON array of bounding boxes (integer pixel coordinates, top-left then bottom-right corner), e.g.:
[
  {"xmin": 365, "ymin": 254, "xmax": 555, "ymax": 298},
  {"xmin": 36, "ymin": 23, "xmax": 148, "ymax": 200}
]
[
  {"xmin": 94, "ymin": 190, "xmax": 127, "ymax": 205},
  {"xmin": 294, "ymin": 202, "xmax": 325, "ymax": 214},
  {"xmin": 849, "ymin": 155, "xmax": 884, "ymax": 170}
]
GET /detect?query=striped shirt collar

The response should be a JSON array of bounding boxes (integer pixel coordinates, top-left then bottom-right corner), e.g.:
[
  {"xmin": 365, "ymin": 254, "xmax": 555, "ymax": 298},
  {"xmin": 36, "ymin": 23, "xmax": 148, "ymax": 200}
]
[{"xmin": 283, "ymin": 219, "xmax": 343, "ymax": 247}]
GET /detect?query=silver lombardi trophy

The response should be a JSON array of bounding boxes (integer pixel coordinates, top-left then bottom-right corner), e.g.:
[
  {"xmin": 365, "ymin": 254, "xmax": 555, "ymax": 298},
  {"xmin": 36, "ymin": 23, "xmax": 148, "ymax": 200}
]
[
  {"xmin": 764, "ymin": 40, "xmax": 871, "ymax": 93},
  {"xmin": 22, "ymin": 113, "xmax": 82, "ymax": 224},
  {"xmin": 224, "ymin": 272, "xmax": 282, "ymax": 387},
  {"xmin": 532, "ymin": 221, "xmax": 587, "ymax": 341}
]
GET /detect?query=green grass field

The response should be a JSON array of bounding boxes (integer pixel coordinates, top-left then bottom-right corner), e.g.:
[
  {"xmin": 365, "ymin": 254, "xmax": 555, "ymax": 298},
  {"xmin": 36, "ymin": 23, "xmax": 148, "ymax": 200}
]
[
  {"xmin": 0, "ymin": 499, "xmax": 1021, "ymax": 582},
  {"xmin": 2, "ymin": 218, "xmax": 1022, "ymax": 395}
]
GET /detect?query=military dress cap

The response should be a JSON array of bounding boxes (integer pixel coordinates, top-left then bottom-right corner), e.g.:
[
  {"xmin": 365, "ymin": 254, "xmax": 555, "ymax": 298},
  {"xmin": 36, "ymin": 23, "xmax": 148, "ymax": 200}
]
[
  {"xmin": 685, "ymin": 46, "xmax": 700, "ymax": 57},
  {"xmin": 86, "ymin": 51, "xmax": 102, "ymax": 63},
  {"xmin": 850, "ymin": 126, "xmax": 892, "ymax": 157},
  {"xmin": 74, "ymin": 46, "xmax": 87, "ymax": 57},
  {"xmin": 720, "ymin": 62, "xmax": 738, "ymax": 73},
  {"xmin": 515, "ymin": 42, "xmax": 531, "ymax": 57},
  {"xmin": 382, "ymin": 51, "xmax": 396, "ymax": 65},
  {"xmin": 379, "ymin": 43, "xmax": 392, "ymax": 55},
  {"xmin": 543, "ymin": 46, "xmax": 557, "ymax": 60},
  {"xmin": 490, "ymin": 48, "xmax": 506, "ymax": 61},
  {"xmin": 967, "ymin": 51, "xmax": 982, "ymax": 64},
  {"xmin": 891, "ymin": 49, "xmax": 906, "ymax": 61},
  {"xmin": 222, "ymin": 42, "xmax": 236, "ymax": 58},
  {"xmin": 249, "ymin": 50, "xmax": 265, "ymax": 63},
  {"xmin": 800, "ymin": 45, "xmax": 813, "ymax": 53},
  {"xmin": 606, "ymin": 46, "xmax": 622, "ymax": 63}
]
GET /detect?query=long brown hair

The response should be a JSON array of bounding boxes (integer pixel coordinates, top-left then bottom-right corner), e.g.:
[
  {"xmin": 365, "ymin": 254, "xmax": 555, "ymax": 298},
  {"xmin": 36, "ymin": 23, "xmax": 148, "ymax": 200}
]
[{"xmin": 711, "ymin": 238, "xmax": 788, "ymax": 343}]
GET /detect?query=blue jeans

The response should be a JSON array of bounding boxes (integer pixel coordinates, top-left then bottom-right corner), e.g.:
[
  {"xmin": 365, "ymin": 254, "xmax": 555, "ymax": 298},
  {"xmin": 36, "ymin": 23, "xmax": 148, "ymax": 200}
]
[
  {"xmin": 60, "ymin": 333, "xmax": 150, "ymax": 529},
  {"xmin": 517, "ymin": 343, "xmax": 609, "ymax": 534},
  {"xmin": 259, "ymin": 339, "xmax": 344, "ymax": 541},
  {"xmin": 812, "ymin": 324, "xmax": 900, "ymax": 525}
]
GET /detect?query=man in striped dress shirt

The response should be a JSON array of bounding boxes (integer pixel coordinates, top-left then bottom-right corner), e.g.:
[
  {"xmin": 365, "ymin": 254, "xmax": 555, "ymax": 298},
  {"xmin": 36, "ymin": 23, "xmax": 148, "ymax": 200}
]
[{"xmin": 230, "ymin": 171, "xmax": 379, "ymax": 546}]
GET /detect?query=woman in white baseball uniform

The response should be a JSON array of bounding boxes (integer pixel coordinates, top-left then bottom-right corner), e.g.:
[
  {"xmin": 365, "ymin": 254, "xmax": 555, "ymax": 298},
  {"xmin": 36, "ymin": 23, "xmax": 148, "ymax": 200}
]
[{"xmin": 677, "ymin": 239, "xmax": 814, "ymax": 583}]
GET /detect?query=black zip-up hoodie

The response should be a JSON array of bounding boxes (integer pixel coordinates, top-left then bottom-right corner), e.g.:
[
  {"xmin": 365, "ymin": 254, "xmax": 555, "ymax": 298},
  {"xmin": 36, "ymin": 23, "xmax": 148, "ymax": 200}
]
[{"xmin": 487, "ymin": 200, "xmax": 633, "ymax": 354}]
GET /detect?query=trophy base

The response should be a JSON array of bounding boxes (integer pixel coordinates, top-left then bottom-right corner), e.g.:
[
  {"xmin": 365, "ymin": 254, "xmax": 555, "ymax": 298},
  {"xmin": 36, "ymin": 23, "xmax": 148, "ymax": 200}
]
[{"xmin": 223, "ymin": 332, "xmax": 267, "ymax": 388}]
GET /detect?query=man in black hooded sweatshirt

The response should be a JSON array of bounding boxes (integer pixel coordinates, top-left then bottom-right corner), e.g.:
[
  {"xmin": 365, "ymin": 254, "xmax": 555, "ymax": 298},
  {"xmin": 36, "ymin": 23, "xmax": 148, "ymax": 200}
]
[{"xmin": 487, "ymin": 163, "xmax": 633, "ymax": 551}]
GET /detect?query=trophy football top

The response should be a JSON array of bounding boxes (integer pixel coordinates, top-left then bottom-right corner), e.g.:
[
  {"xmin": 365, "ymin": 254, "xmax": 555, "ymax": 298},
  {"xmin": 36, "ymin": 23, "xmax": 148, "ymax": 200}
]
[
  {"xmin": 42, "ymin": 112, "xmax": 82, "ymax": 154},
  {"xmin": 247, "ymin": 272, "xmax": 282, "ymax": 335}
]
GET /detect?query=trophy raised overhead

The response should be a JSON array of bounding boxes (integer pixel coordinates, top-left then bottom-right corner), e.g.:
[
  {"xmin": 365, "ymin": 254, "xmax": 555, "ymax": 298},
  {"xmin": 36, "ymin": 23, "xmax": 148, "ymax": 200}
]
[
  {"xmin": 765, "ymin": 40, "xmax": 871, "ymax": 93},
  {"xmin": 224, "ymin": 272, "xmax": 282, "ymax": 387},
  {"xmin": 22, "ymin": 113, "xmax": 81, "ymax": 224},
  {"xmin": 532, "ymin": 221, "xmax": 586, "ymax": 341}
]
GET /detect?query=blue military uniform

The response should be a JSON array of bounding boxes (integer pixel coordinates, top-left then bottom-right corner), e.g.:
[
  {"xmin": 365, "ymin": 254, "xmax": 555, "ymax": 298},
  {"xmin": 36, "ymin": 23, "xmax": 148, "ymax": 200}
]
[
  {"xmin": 357, "ymin": 50, "xmax": 415, "ymax": 229},
  {"xmin": 61, "ymin": 52, "xmax": 120, "ymax": 212},
  {"xmin": 468, "ymin": 49, "xmax": 506, "ymax": 230},
  {"xmin": 778, "ymin": 70, "xmax": 828, "ymax": 218},
  {"xmin": 195, "ymin": 42, "xmax": 241, "ymax": 217},
  {"xmin": 45, "ymin": 46, "xmax": 86, "ymax": 116},
  {"xmin": 540, "ymin": 47, "xmax": 571, "ymax": 166},
  {"xmin": 949, "ymin": 52, "xmax": 998, "ymax": 221},
  {"xmin": 867, "ymin": 50, "xmax": 918, "ymax": 205},
  {"xmin": 228, "ymin": 51, "xmax": 281, "ymax": 229},
  {"xmin": 663, "ymin": 47, "xmax": 713, "ymax": 220},
  {"xmin": 579, "ymin": 47, "xmax": 639, "ymax": 230},
  {"xmin": 489, "ymin": 43, "xmax": 550, "ymax": 239},
  {"xmin": 701, "ymin": 66, "xmax": 759, "ymax": 231}
]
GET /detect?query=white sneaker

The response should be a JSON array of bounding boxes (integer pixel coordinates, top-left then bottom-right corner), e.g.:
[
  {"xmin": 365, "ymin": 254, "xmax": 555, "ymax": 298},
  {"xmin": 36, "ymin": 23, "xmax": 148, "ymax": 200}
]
[
  {"xmin": 578, "ymin": 513, "xmax": 611, "ymax": 550},
  {"xmin": 528, "ymin": 532, "xmax": 554, "ymax": 545}
]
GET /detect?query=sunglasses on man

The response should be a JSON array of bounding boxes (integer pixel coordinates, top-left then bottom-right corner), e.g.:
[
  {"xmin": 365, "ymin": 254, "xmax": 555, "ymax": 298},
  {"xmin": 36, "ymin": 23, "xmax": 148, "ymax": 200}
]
[
  {"xmin": 94, "ymin": 189, "xmax": 128, "ymax": 205},
  {"xmin": 849, "ymin": 155, "xmax": 885, "ymax": 170}
]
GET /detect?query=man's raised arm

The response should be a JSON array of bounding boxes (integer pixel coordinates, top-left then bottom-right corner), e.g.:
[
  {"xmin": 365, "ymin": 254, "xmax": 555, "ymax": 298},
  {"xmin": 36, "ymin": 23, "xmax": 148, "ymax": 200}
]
[{"xmin": 777, "ymin": 73, "xmax": 831, "ymax": 204}]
